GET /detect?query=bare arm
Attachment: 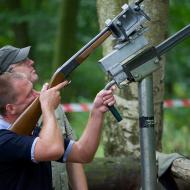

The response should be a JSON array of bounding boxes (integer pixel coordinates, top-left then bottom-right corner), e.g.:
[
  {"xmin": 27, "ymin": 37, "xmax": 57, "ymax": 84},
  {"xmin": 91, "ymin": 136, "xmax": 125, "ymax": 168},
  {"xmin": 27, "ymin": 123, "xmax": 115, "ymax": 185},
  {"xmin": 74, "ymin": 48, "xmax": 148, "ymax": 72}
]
[
  {"xmin": 66, "ymin": 163, "xmax": 88, "ymax": 190},
  {"xmin": 34, "ymin": 81, "xmax": 69, "ymax": 161},
  {"xmin": 67, "ymin": 88, "xmax": 115, "ymax": 163}
]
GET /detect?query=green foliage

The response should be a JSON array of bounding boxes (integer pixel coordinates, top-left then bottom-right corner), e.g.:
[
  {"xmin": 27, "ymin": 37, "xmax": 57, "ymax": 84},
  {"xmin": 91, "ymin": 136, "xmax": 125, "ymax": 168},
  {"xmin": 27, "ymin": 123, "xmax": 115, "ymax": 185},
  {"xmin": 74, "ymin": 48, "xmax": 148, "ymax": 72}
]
[
  {"xmin": 162, "ymin": 0, "xmax": 190, "ymax": 156},
  {"xmin": 163, "ymin": 108, "xmax": 190, "ymax": 156},
  {"xmin": 68, "ymin": 111, "xmax": 104, "ymax": 157},
  {"xmin": 65, "ymin": 0, "xmax": 104, "ymax": 101},
  {"xmin": 165, "ymin": 0, "xmax": 190, "ymax": 98}
]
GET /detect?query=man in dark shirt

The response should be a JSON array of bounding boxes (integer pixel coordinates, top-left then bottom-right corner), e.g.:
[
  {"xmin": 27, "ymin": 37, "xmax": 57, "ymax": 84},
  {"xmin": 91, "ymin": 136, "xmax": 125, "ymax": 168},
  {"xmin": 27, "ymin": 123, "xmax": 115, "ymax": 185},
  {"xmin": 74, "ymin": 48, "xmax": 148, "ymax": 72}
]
[
  {"xmin": 0, "ymin": 72, "xmax": 116, "ymax": 190},
  {"xmin": 0, "ymin": 45, "xmax": 88, "ymax": 190}
]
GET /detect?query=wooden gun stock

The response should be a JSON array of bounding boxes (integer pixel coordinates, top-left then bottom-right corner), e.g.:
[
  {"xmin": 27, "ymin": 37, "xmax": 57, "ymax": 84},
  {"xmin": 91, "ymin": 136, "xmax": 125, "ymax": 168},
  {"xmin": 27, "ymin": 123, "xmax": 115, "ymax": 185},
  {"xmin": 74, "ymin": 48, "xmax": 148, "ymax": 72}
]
[{"xmin": 10, "ymin": 29, "xmax": 111, "ymax": 135}]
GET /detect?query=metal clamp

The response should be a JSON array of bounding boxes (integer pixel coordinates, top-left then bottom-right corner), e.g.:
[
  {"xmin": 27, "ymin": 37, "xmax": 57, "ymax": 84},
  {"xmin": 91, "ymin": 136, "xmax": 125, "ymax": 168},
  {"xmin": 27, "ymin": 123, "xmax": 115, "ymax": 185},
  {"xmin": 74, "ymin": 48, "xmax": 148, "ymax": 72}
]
[{"xmin": 105, "ymin": 1, "xmax": 149, "ymax": 42}]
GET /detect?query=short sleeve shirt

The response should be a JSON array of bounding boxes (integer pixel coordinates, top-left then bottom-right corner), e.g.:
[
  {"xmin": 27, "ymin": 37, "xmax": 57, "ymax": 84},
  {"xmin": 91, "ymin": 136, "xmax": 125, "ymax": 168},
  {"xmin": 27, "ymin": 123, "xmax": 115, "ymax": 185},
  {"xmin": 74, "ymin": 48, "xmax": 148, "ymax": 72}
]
[{"xmin": 0, "ymin": 119, "xmax": 52, "ymax": 190}]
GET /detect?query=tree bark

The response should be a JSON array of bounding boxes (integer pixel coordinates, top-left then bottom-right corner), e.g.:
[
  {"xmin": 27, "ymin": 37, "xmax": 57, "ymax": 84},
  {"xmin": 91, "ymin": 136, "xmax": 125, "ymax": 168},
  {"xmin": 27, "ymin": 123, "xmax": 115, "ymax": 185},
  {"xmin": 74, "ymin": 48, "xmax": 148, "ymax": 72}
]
[
  {"xmin": 171, "ymin": 158, "xmax": 190, "ymax": 185},
  {"xmin": 85, "ymin": 157, "xmax": 140, "ymax": 190},
  {"xmin": 97, "ymin": 0, "xmax": 140, "ymax": 158},
  {"xmin": 142, "ymin": 0, "xmax": 169, "ymax": 151}
]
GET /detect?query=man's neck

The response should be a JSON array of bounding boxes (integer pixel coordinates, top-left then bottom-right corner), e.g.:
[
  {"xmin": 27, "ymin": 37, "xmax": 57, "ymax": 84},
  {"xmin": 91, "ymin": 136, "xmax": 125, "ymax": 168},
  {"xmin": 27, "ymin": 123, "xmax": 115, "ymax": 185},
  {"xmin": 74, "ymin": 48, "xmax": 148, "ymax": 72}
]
[{"xmin": 3, "ymin": 115, "xmax": 16, "ymax": 124}]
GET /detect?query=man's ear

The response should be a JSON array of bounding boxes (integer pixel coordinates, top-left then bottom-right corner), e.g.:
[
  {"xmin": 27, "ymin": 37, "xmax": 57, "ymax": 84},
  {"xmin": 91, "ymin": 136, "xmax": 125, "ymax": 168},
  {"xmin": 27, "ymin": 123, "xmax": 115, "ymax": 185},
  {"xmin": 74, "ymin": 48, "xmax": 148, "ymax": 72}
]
[{"xmin": 6, "ymin": 104, "xmax": 17, "ymax": 115}]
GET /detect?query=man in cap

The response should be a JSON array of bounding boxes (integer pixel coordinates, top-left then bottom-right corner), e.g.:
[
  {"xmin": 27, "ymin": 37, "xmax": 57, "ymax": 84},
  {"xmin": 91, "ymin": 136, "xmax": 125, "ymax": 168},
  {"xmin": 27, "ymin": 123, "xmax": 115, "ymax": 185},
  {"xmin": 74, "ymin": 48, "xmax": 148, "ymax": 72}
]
[
  {"xmin": 0, "ymin": 45, "xmax": 87, "ymax": 189},
  {"xmin": 0, "ymin": 71, "xmax": 116, "ymax": 190},
  {"xmin": 0, "ymin": 46, "xmax": 37, "ymax": 81}
]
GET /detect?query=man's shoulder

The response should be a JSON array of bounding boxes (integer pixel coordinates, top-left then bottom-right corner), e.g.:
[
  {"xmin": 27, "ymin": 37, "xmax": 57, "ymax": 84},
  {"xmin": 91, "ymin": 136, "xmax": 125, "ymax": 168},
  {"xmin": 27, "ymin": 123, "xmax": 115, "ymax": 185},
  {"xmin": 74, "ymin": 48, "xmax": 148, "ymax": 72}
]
[
  {"xmin": 0, "ymin": 129, "xmax": 14, "ymax": 137},
  {"xmin": 0, "ymin": 117, "xmax": 11, "ymax": 130}
]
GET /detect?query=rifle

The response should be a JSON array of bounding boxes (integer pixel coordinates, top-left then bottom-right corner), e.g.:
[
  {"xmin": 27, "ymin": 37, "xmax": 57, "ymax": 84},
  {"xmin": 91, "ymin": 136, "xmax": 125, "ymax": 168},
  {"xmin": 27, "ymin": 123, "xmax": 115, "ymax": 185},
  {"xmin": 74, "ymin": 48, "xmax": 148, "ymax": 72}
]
[{"xmin": 10, "ymin": 0, "xmax": 148, "ymax": 135}]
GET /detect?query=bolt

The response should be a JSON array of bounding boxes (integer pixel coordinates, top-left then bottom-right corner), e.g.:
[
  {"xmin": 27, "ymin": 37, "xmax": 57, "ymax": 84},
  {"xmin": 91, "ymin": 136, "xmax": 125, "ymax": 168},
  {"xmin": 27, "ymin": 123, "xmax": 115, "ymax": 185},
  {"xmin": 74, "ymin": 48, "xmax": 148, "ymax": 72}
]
[{"xmin": 116, "ymin": 21, "xmax": 122, "ymax": 26}]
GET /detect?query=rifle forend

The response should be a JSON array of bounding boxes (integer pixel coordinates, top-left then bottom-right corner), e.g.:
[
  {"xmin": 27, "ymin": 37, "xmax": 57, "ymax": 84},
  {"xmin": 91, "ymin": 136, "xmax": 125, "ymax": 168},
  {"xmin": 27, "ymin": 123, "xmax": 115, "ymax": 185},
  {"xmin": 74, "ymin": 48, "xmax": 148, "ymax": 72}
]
[{"xmin": 10, "ymin": 1, "xmax": 148, "ymax": 135}]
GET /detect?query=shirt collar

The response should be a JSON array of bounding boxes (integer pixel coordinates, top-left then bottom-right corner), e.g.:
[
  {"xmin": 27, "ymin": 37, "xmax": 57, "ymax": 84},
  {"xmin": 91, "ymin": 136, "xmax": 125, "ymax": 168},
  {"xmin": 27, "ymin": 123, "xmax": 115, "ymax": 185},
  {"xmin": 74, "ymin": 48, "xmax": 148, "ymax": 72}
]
[{"xmin": 0, "ymin": 117, "xmax": 11, "ymax": 130}]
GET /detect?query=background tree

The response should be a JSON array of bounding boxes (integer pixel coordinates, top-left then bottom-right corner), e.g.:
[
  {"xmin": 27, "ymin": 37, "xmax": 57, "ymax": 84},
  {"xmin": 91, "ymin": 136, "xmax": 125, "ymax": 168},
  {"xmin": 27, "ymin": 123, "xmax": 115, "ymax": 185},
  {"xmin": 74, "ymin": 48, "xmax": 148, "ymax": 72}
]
[
  {"xmin": 97, "ymin": 0, "xmax": 169, "ymax": 157},
  {"xmin": 52, "ymin": 0, "xmax": 80, "ymax": 102},
  {"xmin": 52, "ymin": 0, "xmax": 80, "ymax": 70}
]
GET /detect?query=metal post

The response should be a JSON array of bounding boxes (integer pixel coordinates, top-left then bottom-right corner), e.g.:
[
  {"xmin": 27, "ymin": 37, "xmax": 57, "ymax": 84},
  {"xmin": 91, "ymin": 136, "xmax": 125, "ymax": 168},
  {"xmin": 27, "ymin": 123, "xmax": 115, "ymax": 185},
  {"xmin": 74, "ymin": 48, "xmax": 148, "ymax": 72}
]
[{"xmin": 138, "ymin": 75, "xmax": 157, "ymax": 190}]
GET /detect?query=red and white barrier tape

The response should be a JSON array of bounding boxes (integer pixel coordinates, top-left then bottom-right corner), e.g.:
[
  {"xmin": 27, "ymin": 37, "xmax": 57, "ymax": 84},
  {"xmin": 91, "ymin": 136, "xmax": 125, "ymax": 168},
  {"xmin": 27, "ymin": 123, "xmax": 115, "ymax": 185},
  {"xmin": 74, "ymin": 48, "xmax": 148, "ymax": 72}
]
[
  {"xmin": 164, "ymin": 99, "xmax": 190, "ymax": 108},
  {"xmin": 62, "ymin": 100, "xmax": 190, "ymax": 112},
  {"xmin": 62, "ymin": 103, "xmax": 93, "ymax": 112}
]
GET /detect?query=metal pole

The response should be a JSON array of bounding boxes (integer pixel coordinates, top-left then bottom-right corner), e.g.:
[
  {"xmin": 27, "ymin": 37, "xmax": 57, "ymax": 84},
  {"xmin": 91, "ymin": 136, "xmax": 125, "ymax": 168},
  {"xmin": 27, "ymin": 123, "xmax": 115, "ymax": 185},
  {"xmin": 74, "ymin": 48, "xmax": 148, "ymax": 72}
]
[{"xmin": 138, "ymin": 75, "xmax": 157, "ymax": 190}]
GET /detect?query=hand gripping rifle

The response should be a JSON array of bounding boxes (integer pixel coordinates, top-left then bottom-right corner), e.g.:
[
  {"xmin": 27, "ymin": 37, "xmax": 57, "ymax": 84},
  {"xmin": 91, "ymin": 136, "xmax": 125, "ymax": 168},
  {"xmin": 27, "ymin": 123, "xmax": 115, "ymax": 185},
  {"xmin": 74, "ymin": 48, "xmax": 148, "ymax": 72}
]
[{"xmin": 10, "ymin": 0, "xmax": 148, "ymax": 135}]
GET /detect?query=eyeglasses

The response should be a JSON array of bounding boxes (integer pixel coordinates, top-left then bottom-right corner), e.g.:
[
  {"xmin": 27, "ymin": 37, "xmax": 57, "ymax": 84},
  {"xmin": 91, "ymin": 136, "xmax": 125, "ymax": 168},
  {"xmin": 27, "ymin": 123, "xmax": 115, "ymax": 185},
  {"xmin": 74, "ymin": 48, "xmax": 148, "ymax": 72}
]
[{"xmin": 6, "ymin": 58, "xmax": 31, "ymax": 72}]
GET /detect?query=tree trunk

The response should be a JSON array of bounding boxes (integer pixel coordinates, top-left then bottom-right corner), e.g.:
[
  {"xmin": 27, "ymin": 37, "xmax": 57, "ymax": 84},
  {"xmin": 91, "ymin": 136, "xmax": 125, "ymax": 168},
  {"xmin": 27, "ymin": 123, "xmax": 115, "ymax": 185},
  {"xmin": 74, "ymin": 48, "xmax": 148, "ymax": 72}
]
[
  {"xmin": 51, "ymin": 157, "xmax": 190, "ymax": 190},
  {"xmin": 142, "ymin": 0, "xmax": 169, "ymax": 151},
  {"xmin": 97, "ymin": 0, "xmax": 169, "ymax": 157},
  {"xmin": 6, "ymin": 0, "xmax": 30, "ymax": 47},
  {"xmin": 84, "ymin": 157, "xmax": 190, "ymax": 190},
  {"xmin": 52, "ymin": 0, "xmax": 80, "ymax": 70},
  {"xmin": 85, "ymin": 157, "xmax": 140, "ymax": 190},
  {"xmin": 52, "ymin": 0, "xmax": 80, "ymax": 102}
]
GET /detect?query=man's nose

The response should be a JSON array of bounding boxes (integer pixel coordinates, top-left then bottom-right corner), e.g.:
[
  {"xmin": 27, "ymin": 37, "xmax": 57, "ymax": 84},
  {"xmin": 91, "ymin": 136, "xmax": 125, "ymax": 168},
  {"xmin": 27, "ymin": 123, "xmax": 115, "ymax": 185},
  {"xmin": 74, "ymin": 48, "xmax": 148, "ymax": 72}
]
[{"xmin": 27, "ymin": 59, "xmax": 34, "ymax": 66}]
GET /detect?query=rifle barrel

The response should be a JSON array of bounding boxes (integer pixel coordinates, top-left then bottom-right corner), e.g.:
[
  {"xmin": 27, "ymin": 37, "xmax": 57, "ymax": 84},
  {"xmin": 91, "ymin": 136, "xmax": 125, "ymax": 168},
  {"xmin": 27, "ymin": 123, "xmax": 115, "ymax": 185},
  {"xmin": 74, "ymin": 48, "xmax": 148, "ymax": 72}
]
[
  {"xmin": 56, "ymin": 28, "xmax": 111, "ymax": 77},
  {"xmin": 156, "ymin": 24, "xmax": 190, "ymax": 56}
]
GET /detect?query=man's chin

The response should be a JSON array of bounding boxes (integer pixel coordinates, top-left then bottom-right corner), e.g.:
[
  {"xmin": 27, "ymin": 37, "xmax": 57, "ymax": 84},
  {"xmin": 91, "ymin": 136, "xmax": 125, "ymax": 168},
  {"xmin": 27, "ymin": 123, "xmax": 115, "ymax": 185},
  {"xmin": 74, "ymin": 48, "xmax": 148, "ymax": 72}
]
[{"xmin": 31, "ymin": 75, "xmax": 38, "ymax": 83}]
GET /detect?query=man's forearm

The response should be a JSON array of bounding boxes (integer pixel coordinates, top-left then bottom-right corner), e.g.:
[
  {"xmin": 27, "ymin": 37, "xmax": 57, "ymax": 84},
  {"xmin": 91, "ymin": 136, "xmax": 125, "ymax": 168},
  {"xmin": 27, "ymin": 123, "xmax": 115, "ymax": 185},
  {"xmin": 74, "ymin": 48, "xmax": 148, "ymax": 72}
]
[
  {"xmin": 66, "ymin": 163, "xmax": 88, "ymax": 190},
  {"xmin": 67, "ymin": 89, "xmax": 115, "ymax": 163},
  {"xmin": 68, "ymin": 110, "xmax": 104, "ymax": 163},
  {"xmin": 35, "ymin": 109, "xmax": 64, "ymax": 161},
  {"xmin": 40, "ymin": 109, "xmax": 63, "ymax": 148}
]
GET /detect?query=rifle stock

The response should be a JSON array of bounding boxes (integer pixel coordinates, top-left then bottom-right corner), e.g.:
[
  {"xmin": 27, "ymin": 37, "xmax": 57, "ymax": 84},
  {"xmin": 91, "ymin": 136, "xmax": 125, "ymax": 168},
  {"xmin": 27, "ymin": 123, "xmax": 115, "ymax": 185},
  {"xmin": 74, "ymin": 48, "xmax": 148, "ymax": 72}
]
[
  {"xmin": 10, "ymin": 98, "xmax": 41, "ymax": 135},
  {"xmin": 10, "ymin": 29, "xmax": 111, "ymax": 135}
]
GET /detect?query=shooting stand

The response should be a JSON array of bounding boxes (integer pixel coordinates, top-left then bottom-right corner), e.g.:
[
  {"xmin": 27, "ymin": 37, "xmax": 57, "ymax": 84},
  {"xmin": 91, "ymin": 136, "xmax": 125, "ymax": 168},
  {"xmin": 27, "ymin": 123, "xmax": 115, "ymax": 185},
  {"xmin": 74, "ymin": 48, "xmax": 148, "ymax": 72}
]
[{"xmin": 99, "ymin": 1, "xmax": 190, "ymax": 189}]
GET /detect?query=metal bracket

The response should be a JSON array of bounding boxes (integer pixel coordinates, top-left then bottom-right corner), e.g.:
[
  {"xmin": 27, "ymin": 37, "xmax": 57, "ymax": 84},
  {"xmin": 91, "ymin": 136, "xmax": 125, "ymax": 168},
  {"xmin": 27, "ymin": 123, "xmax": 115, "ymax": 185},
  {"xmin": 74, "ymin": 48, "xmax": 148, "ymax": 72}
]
[
  {"xmin": 105, "ymin": 2, "xmax": 150, "ymax": 42},
  {"xmin": 98, "ymin": 1, "xmax": 151, "ymax": 87},
  {"xmin": 139, "ymin": 116, "xmax": 155, "ymax": 128},
  {"xmin": 99, "ymin": 32, "xmax": 149, "ymax": 87}
]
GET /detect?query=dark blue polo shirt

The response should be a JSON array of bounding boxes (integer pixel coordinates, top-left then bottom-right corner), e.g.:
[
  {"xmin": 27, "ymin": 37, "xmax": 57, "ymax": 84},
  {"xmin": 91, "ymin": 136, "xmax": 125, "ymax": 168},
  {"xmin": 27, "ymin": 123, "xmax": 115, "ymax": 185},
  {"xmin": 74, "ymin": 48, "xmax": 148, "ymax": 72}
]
[
  {"xmin": 0, "ymin": 118, "xmax": 73, "ymax": 190},
  {"xmin": 0, "ymin": 128, "xmax": 52, "ymax": 190}
]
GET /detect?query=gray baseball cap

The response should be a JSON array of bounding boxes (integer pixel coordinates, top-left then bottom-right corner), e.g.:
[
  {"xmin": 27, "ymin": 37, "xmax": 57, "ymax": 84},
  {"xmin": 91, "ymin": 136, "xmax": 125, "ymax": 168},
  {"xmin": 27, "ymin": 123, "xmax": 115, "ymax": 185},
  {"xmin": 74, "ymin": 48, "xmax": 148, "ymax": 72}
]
[{"xmin": 0, "ymin": 45, "xmax": 31, "ymax": 74}]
